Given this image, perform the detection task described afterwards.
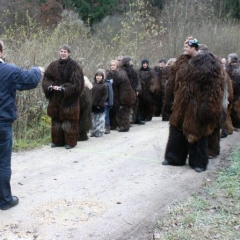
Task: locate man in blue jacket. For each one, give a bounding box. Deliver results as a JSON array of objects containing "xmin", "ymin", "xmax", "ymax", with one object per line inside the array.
[{"xmin": 0, "ymin": 40, "xmax": 44, "ymax": 210}]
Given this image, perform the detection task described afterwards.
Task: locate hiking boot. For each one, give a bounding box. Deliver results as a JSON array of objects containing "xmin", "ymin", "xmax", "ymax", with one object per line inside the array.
[{"xmin": 105, "ymin": 126, "xmax": 110, "ymax": 134}]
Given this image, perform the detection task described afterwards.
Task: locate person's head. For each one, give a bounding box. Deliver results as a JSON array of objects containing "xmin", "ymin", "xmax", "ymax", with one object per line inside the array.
[
  {"xmin": 97, "ymin": 68, "xmax": 106, "ymax": 79},
  {"xmin": 166, "ymin": 58, "xmax": 177, "ymax": 66},
  {"xmin": 228, "ymin": 53, "xmax": 238, "ymax": 64},
  {"xmin": 141, "ymin": 59, "xmax": 149, "ymax": 69},
  {"xmin": 198, "ymin": 44, "xmax": 209, "ymax": 54},
  {"xmin": 94, "ymin": 70, "xmax": 105, "ymax": 83},
  {"xmin": 0, "ymin": 40, "xmax": 5, "ymax": 58},
  {"xmin": 184, "ymin": 36, "xmax": 199, "ymax": 57},
  {"xmin": 121, "ymin": 56, "xmax": 132, "ymax": 67},
  {"xmin": 117, "ymin": 55, "xmax": 124, "ymax": 62},
  {"xmin": 159, "ymin": 58, "xmax": 166, "ymax": 68},
  {"xmin": 59, "ymin": 44, "xmax": 71, "ymax": 60},
  {"xmin": 110, "ymin": 60, "xmax": 119, "ymax": 71}
]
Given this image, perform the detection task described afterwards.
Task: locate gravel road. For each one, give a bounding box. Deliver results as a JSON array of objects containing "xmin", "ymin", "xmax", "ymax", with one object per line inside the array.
[{"xmin": 0, "ymin": 117, "xmax": 239, "ymax": 240}]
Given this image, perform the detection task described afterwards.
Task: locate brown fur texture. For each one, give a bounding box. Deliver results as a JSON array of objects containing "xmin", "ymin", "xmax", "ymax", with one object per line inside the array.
[
  {"xmin": 221, "ymin": 71, "xmax": 234, "ymax": 136},
  {"xmin": 137, "ymin": 68, "xmax": 161, "ymax": 121},
  {"xmin": 121, "ymin": 57, "xmax": 141, "ymax": 124},
  {"xmin": 42, "ymin": 57, "xmax": 84, "ymax": 147},
  {"xmin": 164, "ymin": 53, "xmax": 225, "ymax": 170},
  {"xmin": 106, "ymin": 69, "xmax": 136, "ymax": 131},
  {"xmin": 226, "ymin": 62, "xmax": 240, "ymax": 128},
  {"xmin": 78, "ymin": 87, "xmax": 92, "ymax": 141},
  {"xmin": 156, "ymin": 65, "xmax": 172, "ymax": 121},
  {"xmin": 169, "ymin": 53, "xmax": 224, "ymax": 142}
]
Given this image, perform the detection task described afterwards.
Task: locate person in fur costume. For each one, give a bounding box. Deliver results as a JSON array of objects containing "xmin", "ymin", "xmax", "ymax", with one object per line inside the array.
[
  {"xmin": 162, "ymin": 37, "xmax": 224, "ymax": 172},
  {"xmin": 226, "ymin": 53, "xmax": 240, "ymax": 129},
  {"xmin": 78, "ymin": 76, "xmax": 93, "ymax": 141},
  {"xmin": 197, "ymin": 44, "xmax": 233, "ymax": 158},
  {"xmin": 42, "ymin": 45, "xmax": 84, "ymax": 149},
  {"xmin": 106, "ymin": 60, "xmax": 136, "ymax": 132},
  {"xmin": 120, "ymin": 56, "xmax": 141, "ymax": 124},
  {"xmin": 137, "ymin": 59, "xmax": 161, "ymax": 122}
]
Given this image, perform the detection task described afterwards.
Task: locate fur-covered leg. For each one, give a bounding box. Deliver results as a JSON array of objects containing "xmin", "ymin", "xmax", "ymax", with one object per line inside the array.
[
  {"xmin": 188, "ymin": 136, "xmax": 208, "ymax": 172},
  {"xmin": 208, "ymin": 128, "xmax": 221, "ymax": 158},
  {"xmin": 62, "ymin": 120, "xmax": 79, "ymax": 148},
  {"xmin": 117, "ymin": 106, "xmax": 131, "ymax": 132},
  {"xmin": 110, "ymin": 107, "xmax": 118, "ymax": 130},
  {"xmin": 78, "ymin": 88, "xmax": 92, "ymax": 141},
  {"xmin": 51, "ymin": 118, "xmax": 64, "ymax": 145},
  {"xmin": 164, "ymin": 125, "xmax": 188, "ymax": 166}
]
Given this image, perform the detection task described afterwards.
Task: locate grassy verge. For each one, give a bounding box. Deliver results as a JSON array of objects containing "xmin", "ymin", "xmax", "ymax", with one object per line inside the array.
[
  {"xmin": 13, "ymin": 135, "xmax": 51, "ymax": 151},
  {"xmin": 154, "ymin": 146, "xmax": 240, "ymax": 240}
]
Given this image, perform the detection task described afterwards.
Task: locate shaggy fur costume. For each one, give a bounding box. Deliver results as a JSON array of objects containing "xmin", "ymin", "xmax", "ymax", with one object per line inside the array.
[
  {"xmin": 121, "ymin": 56, "xmax": 141, "ymax": 124},
  {"xmin": 226, "ymin": 62, "xmax": 240, "ymax": 128},
  {"xmin": 220, "ymin": 72, "xmax": 234, "ymax": 138},
  {"xmin": 164, "ymin": 53, "xmax": 224, "ymax": 170},
  {"xmin": 106, "ymin": 69, "xmax": 136, "ymax": 131},
  {"xmin": 154, "ymin": 65, "xmax": 171, "ymax": 121},
  {"xmin": 78, "ymin": 87, "xmax": 92, "ymax": 141},
  {"xmin": 42, "ymin": 57, "xmax": 84, "ymax": 147},
  {"xmin": 153, "ymin": 66, "xmax": 164, "ymax": 117},
  {"xmin": 137, "ymin": 68, "xmax": 161, "ymax": 121}
]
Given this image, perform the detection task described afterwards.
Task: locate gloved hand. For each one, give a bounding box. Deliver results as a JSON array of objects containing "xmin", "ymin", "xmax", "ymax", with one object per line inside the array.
[{"xmin": 48, "ymin": 85, "xmax": 53, "ymax": 91}]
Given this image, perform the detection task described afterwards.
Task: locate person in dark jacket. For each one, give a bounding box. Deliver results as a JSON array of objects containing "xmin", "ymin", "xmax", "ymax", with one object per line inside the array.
[
  {"xmin": 0, "ymin": 40, "xmax": 44, "ymax": 210},
  {"xmin": 104, "ymin": 78, "xmax": 114, "ymax": 134},
  {"xmin": 90, "ymin": 70, "xmax": 108, "ymax": 137}
]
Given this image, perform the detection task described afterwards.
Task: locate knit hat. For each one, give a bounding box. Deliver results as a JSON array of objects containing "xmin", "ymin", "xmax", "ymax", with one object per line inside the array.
[
  {"xmin": 141, "ymin": 59, "xmax": 149, "ymax": 65},
  {"xmin": 159, "ymin": 58, "xmax": 166, "ymax": 63},
  {"xmin": 228, "ymin": 53, "xmax": 239, "ymax": 63},
  {"xmin": 184, "ymin": 36, "xmax": 199, "ymax": 48}
]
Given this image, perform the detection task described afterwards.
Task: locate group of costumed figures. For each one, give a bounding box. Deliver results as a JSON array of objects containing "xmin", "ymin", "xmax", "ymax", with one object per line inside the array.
[{"xmin": 42, "ymin": 37, "xmax": 240, "ymax": 173}]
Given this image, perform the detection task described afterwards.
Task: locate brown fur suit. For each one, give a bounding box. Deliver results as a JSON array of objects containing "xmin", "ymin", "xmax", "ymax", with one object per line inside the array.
[
  {"xmin": 226, "ymin": 62, "xmax": 240, "ymax": 128},
  {"xmin": 106, "ymin": 69, "xmax": 136, "ymax": 132},
  {"xmin": 164, "ymin": 53, "xmax": 224, "ymax": 170},
  {"xmin": 42, "ymin": 57, "xmax": 84, "ymax": 147},
  {"xmin": 121, "ymin": 56, "xmax": 141, "ymax": 124},
  {"xmin": 208, "ymin": 66, "xmax": 234, "ymax": 158},
  {"xmin": 137, "ymin": 65, "xmax": 161, "ymax": 122},
  {"xmin": 78, "ymin": 87, "xmax": 92, "ymax": 141},
  {"xmin": 220, "ymin": 72, "xmax": 234, "ymax": 137},
  {"xmin": 154, "ymin": 65, "xmax": 171, "ymax": 121},
  {"xmin": 153, "ymin": 66, "xmax": 163, "ymax": 117}
]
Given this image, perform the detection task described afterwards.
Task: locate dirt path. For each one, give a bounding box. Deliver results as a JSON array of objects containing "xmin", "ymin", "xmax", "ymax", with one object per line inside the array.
[{"xmin": 0, "ymin": 117, "xmax": 239, "ymax": 240}]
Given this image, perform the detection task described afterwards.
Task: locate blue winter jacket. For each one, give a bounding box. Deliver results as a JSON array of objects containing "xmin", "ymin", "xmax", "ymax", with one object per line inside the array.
[{"xmin": 0, "ymin": 59, "xmax": 41, "ymax": 122}]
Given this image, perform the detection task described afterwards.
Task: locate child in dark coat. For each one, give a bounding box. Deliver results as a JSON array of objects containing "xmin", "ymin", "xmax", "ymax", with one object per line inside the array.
[{"xmin": 90, "ymin": 70, "xmax": 108, "ymax": 137}]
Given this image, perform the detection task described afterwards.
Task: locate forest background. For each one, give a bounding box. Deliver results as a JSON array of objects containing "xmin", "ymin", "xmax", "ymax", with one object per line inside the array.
[{"xmin": 0, "ymin": 0, "xmax": 240, "ymax": 149}]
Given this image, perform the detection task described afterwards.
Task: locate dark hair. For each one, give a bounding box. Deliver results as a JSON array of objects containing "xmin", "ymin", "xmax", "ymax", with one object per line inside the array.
[
  {"xmin": 159, "ymin": 58, "xmax": 166, "ymax": 63},
  {"xmin": 60, "ymin": 44, "xmax": 71, "ymax": 53},
  {"xmin": 184, "ymin": 37, "xmax": 199, "ymax": 51},
  {"xmin": 0, "ymin": 41, "xmax": 3, "ymax": 52},
  {"xmin": 94, "ymin": 70, "xmax": 105, "ymax": 82},
  {"xmin": 228, "ymin": 53, "xmax": 239, "ymax": 63},
  {"xmin": 141, "ymin": 59, "xmax": 149, "ymax": 65}
]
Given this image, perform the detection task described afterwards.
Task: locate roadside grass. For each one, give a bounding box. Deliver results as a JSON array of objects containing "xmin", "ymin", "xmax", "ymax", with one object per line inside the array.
[
  {"xmin": 154, "ymin": 146, "xmax": 240, "ymax": 240},
  {"xmin": 13, "ymin": 135, "xmax": 51, "ymax": 151}
]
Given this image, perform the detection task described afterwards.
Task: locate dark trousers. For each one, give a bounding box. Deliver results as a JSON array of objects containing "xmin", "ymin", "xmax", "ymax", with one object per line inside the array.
[
  {"xmin": 0, "ymin": 122, "xmax": 13, "ymax": 206},
  {"xmin": 104, "ymin": 106, "xmax": 110, "ymax": 126},
  {"xmin": 165, "ymin": 125, "xmax": 209, "ymax": 170}
]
